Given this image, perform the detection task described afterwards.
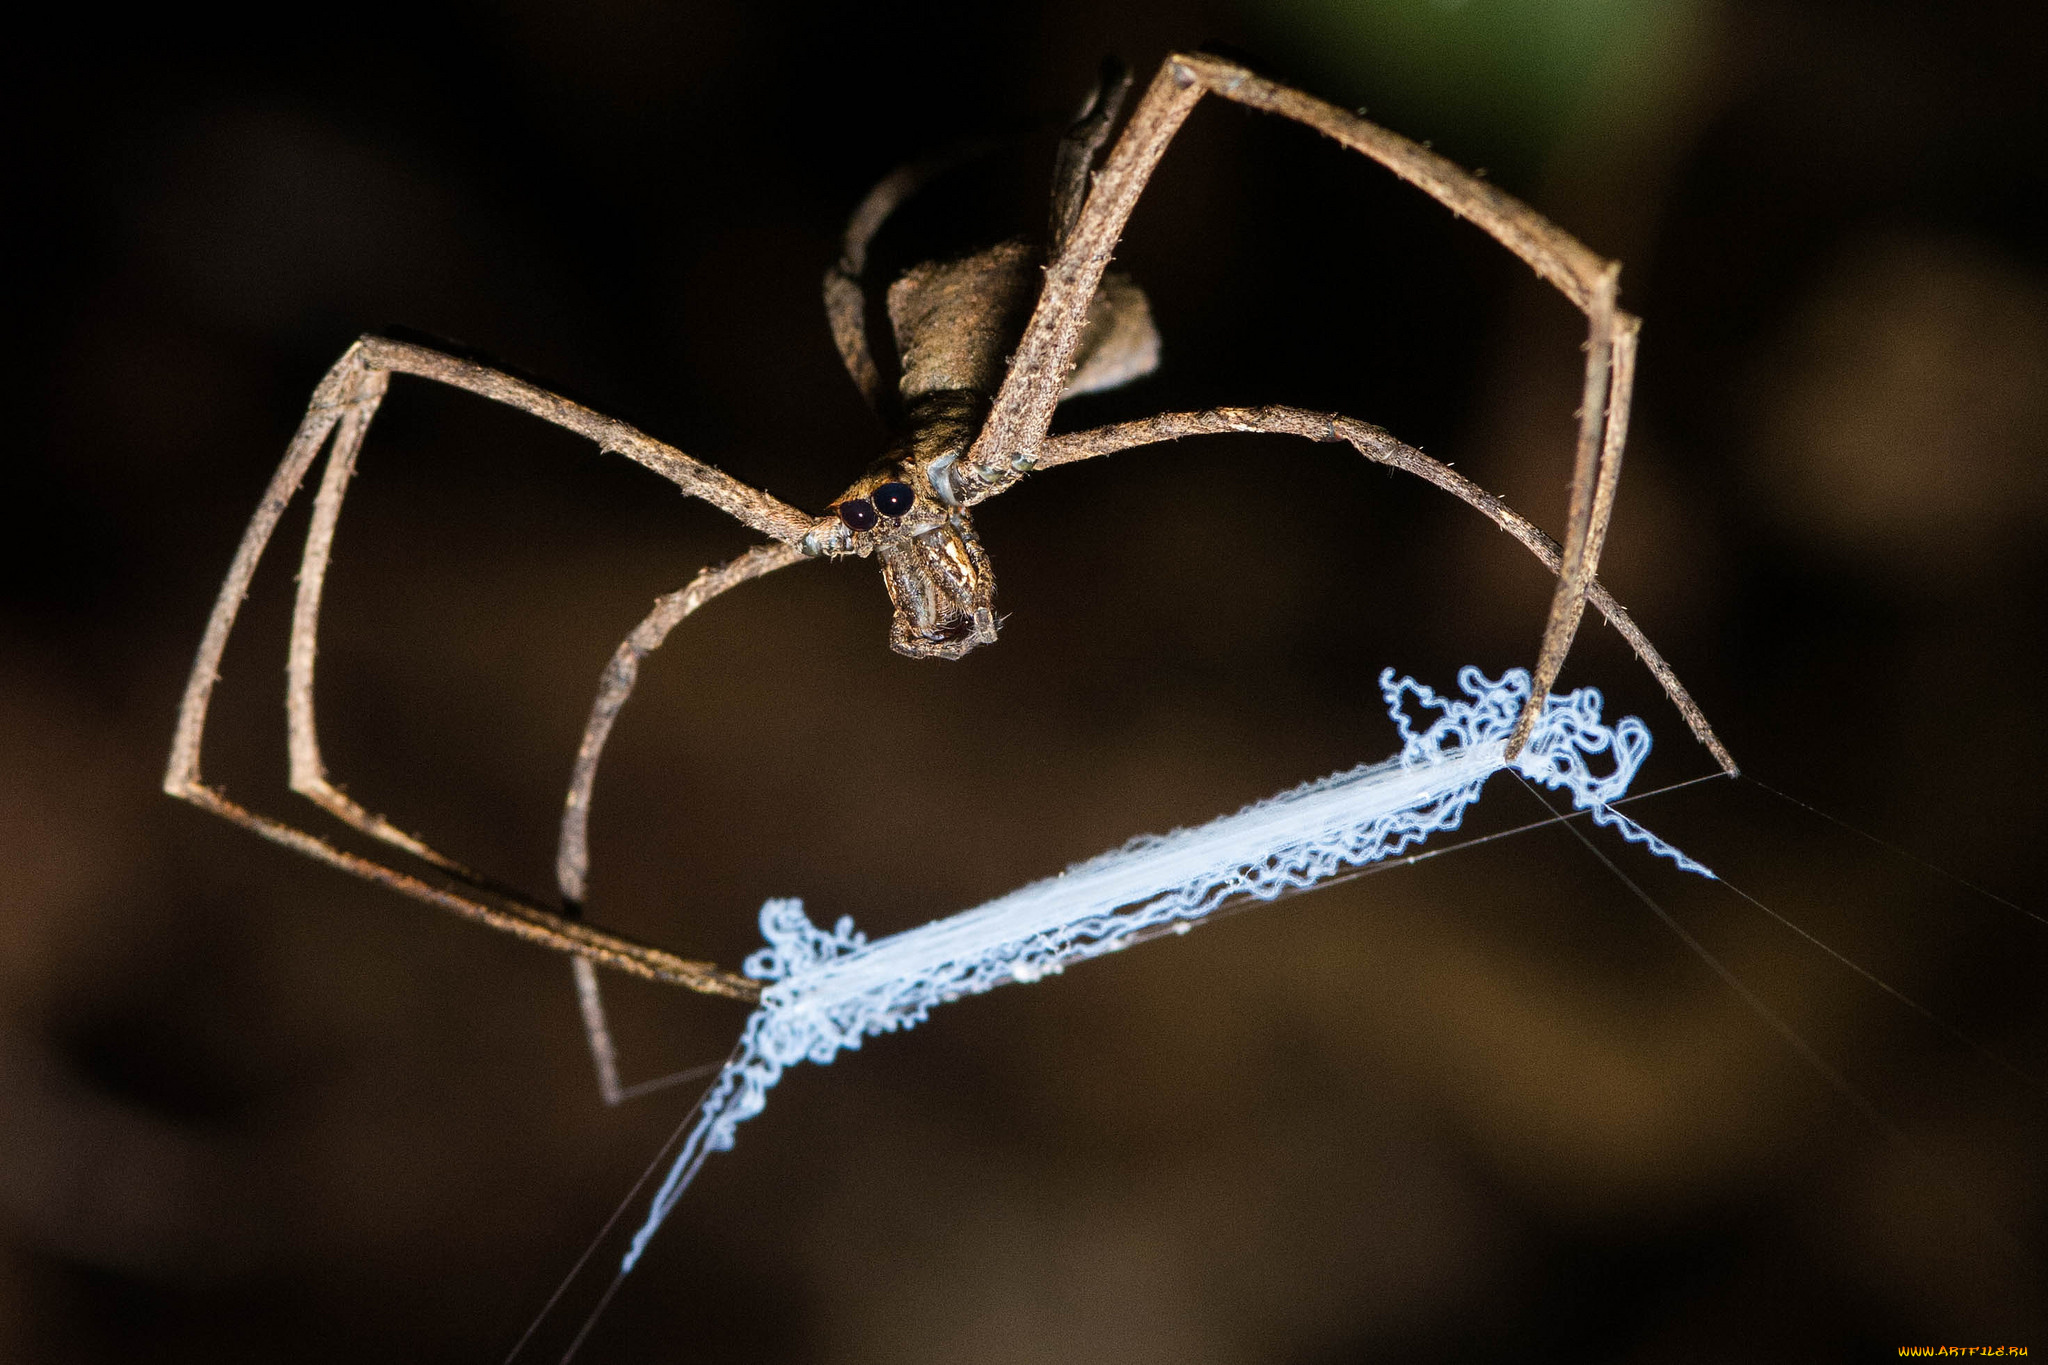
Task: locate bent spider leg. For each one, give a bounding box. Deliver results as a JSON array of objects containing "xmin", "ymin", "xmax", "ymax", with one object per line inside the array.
[
  {"xmin": 167, "ymin": 335, "xmax": 828, "ymax": 1001},
  {"xmin": 1517, "ymin": 308, "xmax": 1640, "ymax": 755},
  {"xmin": 1037, "ymin": 405, "xmax": 1737, "ymax": 774},
  {"xmin": 284, "ymin": 350, "xmax": 534, "ymax": 903},
  {"xmin": 357, "ymin": 336, "xmax": 820, "ymax": 544},
  {"xmin": 959, "ymin": 53, "xmax": 1655, "ymax": 762},
  {"xmin": 168, "ymin": 345, "xmax": 372, "ymax": 797},
  {"xmin": 555, "ymin": 542, "xmax": 807, "ymax": 1103},
  {"xmin": 824, "ymin": 137, "xmax": 1007, "ymax": 414},
  {"xmin": 1514, "ymin": 269, "xmax": 1629, "ymax": 758},
  {"xmin": 566, "ymin": 953, "xmax": 729, "ymax": 1105},
  {"xmin": 1049, "ymin": 56, "xmax": 1133, "ymax": 256},
  {"xmin": 824, "ymin": 57, "xmax": 1132, "ymax": 413}
]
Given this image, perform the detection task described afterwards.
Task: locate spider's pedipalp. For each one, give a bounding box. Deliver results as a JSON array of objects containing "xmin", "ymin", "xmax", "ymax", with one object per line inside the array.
[
  {"xmin": 877, "ymin": 513, "xmax": 998, "ymax": 659},
  {"xmin": 821, "ymin": 446, "xmax": 1000, "ymax": 659}
]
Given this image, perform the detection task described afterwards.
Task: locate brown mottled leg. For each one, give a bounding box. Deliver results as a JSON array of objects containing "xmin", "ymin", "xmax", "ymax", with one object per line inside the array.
[
  {"xmin": 1038, "ymin": 407, "xmax": 1735, "ymax": 773},
  {"xmin": 965, "ymin": 54, "xmax": 1650, "ymax": 759},
  {"xmin": 555, "ymin": 545, "xmax": 806, "ymax": 1102},
  {"xmin": 164, "ymin": 337, "xmax": 816, "ymax": 1002}
]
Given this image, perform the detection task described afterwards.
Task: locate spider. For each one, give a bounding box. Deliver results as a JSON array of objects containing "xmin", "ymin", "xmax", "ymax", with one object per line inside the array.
[{"xmin": 164, "ymin": 51, "xmax": 1735, "ymax": 1106}]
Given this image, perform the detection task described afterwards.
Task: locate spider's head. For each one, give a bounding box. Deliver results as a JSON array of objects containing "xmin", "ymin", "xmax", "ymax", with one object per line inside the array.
[
  {"xmin": 799, "ymin": 231, "xmax": 1156, "ymax": 662},
  {"xmin": 806, "ymin": 408, "xmax": 999, "ymax": 660}
]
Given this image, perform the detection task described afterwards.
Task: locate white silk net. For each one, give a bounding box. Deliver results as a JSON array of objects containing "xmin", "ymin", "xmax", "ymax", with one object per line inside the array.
[{"xmin": 622, "ymin": 666, "xmax": 1713, "ymax": 1271}]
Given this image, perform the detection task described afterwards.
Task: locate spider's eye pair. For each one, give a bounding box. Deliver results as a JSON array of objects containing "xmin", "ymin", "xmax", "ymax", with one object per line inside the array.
[{"xmin": 837, "ymin": 481, "xmax": 914, "ymax": 531}]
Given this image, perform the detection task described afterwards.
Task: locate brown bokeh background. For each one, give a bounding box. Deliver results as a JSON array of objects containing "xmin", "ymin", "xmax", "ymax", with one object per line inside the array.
[{"xmin": 4, "ymin": 1, "xmax": 2045, "ymax": 1360}]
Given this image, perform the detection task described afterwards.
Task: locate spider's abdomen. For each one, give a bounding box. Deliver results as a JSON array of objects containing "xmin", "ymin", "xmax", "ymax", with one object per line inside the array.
[{"xmin": 888, "ymin": 242, "xmax": 1040, "ymax": 403}]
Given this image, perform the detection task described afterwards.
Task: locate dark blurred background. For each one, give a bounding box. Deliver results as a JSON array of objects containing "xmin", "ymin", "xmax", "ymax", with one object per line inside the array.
[{"xmin": 3, "ymin": 1, "xmax": 2045, "ymax": 1360}]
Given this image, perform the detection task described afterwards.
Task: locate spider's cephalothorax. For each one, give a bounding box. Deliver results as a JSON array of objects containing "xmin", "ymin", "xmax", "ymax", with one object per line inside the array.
[
  {"xmin": 805, "ymin": 238, "xmax": 1160, "ymax": 659},
  {"xmin": 821, "ymin": 410, "xmax": 1000, "ymax": 659}
]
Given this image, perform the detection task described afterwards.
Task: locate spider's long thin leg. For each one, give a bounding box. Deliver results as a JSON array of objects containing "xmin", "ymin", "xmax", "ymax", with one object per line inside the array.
[
  {"xmin": 282, "ymin": 357, "xmax": 534, "ymax": 901},
  {"xmin": 169, "ymin": 337, "xmax": 828, "ymax": 1000},
  {"xmin": 824, "ymin": 55, "xmax": 1132, "ymax": 413},
  {"xmin": 286, "ymin": 337, "xmax": 822, "ymax": 901},
  {"xmin": 955, "ymin": 53, "xmax": 1662, "ymax": 764},
  {"xmin": 556, "ymin": 543, "xmax": 807, "ymax": 909},
  {"xmin": 1527, "ymin": 305, "xmax": 1638, "ymax": 754},
  {"xmin": 1038, "ymin": 406, "xmax": 1737, "ymax": 773},
  {"xmin": 1049, "ymin": 57, "xmax": 1133, "ymax": 255},
  {"xmin": 358, "ymin": 335, "xmax": 820, "ymax": 544},
  {"xmin": 168, "ymin": 346, "xmax": 375, "ymax": 801},
  {"xmin": 824, "ymin": 139, "xmax": 1004, "ymax": 413},
  {"xmin": 556, "ymin": 543, "xmax": 806, "ymax": 1103}
]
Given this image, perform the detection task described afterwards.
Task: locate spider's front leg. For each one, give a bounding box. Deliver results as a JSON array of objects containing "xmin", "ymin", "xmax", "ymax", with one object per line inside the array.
[
  {"xmin": 946, "ymin": 52, "xmax": 1721, "ymax": 771},
  {"xmin": 1036, "ymin": 406, "xmax": 1734, "ymax": 773},
  {"xmin": 166, "ymin": 336, "xmax": 832, "ymax": 1006}
]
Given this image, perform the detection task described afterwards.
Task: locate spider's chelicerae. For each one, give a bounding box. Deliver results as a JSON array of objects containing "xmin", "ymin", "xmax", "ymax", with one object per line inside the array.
[{"xmin": 165, "ymin": 51, "xmax": 1734, "ymax": 1104}]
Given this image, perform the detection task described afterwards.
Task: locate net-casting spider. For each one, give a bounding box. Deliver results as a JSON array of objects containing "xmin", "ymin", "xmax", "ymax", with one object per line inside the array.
[{"xmin": 165, "ymin": 51, "xmax": 1736, "ymax": 1105}]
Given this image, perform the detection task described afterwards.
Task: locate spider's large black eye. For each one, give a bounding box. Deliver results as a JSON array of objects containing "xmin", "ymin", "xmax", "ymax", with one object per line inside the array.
[
  {"xmin": 837, "ymin": 498, "xmax": 878, "ymax": 532},
  {"xmin": 872, "ymin": 481, "xmax": 915, "ymax": 517}
]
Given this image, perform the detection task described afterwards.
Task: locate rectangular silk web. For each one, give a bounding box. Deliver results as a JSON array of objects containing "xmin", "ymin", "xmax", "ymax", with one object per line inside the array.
[{"xmin": 621, "ymin": 666, "xmax": 1714, "ymax": 1271}]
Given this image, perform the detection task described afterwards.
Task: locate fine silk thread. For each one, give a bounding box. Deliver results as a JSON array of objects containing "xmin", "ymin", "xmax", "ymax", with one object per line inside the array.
[{"xmin": 621, "ymin": 666, "xmax": 1713, "ymax": 1271}]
